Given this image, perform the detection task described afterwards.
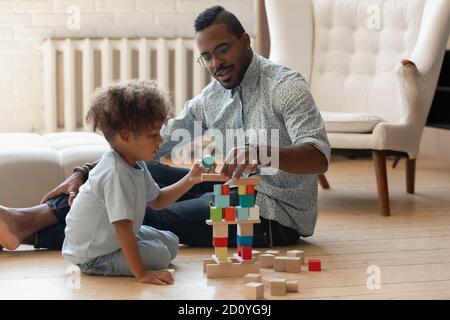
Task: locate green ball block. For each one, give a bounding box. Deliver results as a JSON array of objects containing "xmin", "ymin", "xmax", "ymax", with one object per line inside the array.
[{"xmin": 202, "ymin": 154, "xmax": 215, "ymax": 169}]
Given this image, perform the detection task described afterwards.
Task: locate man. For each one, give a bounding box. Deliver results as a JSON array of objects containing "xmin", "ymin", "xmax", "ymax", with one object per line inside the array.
[{"xmin": 0, "ymin": 6, "xmax": 329, "ymax": 251}]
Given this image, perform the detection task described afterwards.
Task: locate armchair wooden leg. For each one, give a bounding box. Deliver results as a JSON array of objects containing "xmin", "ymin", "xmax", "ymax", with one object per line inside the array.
[
  {"xmin": 372, "ymin": 150, "xmax": 390, "ymax": 216},
  {"xmin": 406, "ymin": 158, "xmax": 416, "ymax": 194},
  {"xmin": 318, "ymin": 174, "xmax": 330, "ymax": 189}
]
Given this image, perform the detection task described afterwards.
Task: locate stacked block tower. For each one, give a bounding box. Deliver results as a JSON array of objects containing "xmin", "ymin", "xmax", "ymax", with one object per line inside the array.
[{"xmin": 201, "ymin": 155, "xmax": 263, "ymax": 278}]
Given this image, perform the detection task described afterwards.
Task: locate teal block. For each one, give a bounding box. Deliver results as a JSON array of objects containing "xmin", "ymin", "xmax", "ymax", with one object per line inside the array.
[
  {"xmin": 236, "ymin": 235, "xmax": 253, "ymax": 246},
  {"xmin": 213, "ymin": 184, "xmax": 222, "ymax": 195},
  {"xmin": 210, "ymin": 207, "xmax": 222, "ymax": 221},
  {"xmin": 239, "ymin": 194, "xmax": 255, "ymax": 208},
  {"xmin": 215, "ymin": 195, "xmax": 230, "ymax": 208},
  {"xmin": 236, "ymin": 206, "xmax": 249, "ymax": 220}
]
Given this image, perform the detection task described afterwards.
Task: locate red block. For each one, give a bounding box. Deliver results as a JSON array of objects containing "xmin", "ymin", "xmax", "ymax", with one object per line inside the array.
[
  {"xmin": 213, "ymin": 237, "xmax": 228, "ymax": 247},
  {"xmin": 222, "ymin": 184, "xmax": 230, "ymax": 195},
  {"xmin": 224, "ymin": 207, "xmax": 236, "ymax": 221},
  {"xmin": 308, "ymin": 258, "xmax": 321, "ymax": 271},
  {"xmin": 237, "ymin": 246, "xmax": 252, "ymax": 260},
  {"xmin": 246, "ymin": 185, "xmax": 255, "ymax": 195}
]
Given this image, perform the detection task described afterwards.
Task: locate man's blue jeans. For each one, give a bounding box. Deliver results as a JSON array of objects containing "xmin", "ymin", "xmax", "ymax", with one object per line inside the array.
[{"xmin": 36, "ymin": 161, "xmax": 299, "ymax": 249}]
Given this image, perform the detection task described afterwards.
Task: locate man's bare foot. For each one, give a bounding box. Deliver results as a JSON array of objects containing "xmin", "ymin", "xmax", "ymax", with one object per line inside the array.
[{"xmin": 0, "ymin": 206, "xmax": 22, "ymax": 250}]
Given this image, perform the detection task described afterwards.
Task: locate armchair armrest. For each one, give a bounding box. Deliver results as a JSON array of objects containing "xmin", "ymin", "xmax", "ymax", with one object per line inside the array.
[{"xmin": 408, "ymin": 0, "xmax": 450, "ymax": 80}]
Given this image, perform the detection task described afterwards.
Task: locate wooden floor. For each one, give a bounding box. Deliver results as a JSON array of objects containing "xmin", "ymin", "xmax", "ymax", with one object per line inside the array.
[{"xmin": 1, "ymin": 156, "xmax": 450, "ymax": 300}]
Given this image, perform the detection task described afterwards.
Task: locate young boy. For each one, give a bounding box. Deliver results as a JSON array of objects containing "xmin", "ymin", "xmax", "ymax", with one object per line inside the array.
[{"xmin": 62, "ymin": 80, "xmax": 207, "ymax": 285}]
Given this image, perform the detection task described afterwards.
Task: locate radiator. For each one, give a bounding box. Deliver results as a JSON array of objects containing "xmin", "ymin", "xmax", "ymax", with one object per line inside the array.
[{"xmin": 43, "ymin": 38, "xmax": 212, "ymax": 132}]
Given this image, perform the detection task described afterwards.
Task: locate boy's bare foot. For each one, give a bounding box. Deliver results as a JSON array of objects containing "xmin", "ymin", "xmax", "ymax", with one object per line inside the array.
[{"xmin": 0, "ymin": 206, "xmax": 21, "ymax": 250}]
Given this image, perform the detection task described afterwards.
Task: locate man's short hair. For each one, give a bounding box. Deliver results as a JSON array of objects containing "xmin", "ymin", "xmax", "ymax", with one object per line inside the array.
[{"xmin": 194, "ymin": 5, "xmax": 245, "ymax": 37}]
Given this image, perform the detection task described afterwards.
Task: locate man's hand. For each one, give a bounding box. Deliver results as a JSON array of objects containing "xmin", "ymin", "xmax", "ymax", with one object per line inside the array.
[
  {"xmin": 40, "ymin": 172, "xmax": 84, "ymax": 206},
  {"xmin": 138, "ymin": 270, "xmax": 174, "ymax": 285},
  {"xmin": 220, "ymin": 146, "xmax": 259, "ymax": 179}
]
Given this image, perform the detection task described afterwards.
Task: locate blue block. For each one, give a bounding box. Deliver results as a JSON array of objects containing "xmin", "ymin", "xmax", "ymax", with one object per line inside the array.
[
  {"xmin": 213, "ymin": 184, "xmax": 222, "ymax": 195},
  {"xmin": 236, "ymin": 206, "xmax": 249, "ymax": 220},
  {"xmin": 236, "ymin": 235, "xmax": 253, "ymax": 246},
  {"xmin": 215, "ymin": 195, "xmax": 230, "ymax": 208},
  {"xmin": 239, "ymin": 195, "xmax": 255, "ymax": 208}
]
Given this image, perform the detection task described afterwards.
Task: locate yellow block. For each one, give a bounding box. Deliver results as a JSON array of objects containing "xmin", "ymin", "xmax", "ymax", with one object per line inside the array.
[
  {"xmin": 238, "ymin": 185, "xmax": 247, "ymax": 195},
  {"xmin": 215, "ymin": 247, "xmax": 228, "ymax": 262}
]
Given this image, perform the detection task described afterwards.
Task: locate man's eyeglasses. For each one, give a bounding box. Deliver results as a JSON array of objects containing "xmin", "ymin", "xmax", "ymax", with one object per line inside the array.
[{"xmin": 197, "ymin": 38, "xmax": 239, "ymax": 68}]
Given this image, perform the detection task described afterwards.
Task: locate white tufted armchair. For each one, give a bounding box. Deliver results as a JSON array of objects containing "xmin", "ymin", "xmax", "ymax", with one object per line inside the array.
[{"xmin": 261, "ymin": 0, "xmax": 450, "ymax": 216}]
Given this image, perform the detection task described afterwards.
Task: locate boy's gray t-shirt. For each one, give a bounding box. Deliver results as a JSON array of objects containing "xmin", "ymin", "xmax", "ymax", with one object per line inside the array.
[{"xmin": 62, "ymin": 149, "xmax": 160, "ymax": 265}]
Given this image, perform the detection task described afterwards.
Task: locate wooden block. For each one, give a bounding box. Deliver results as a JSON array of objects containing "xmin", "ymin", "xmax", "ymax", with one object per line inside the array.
[
  {"xmin": 308, "ymin": 258, "xmax": 321, "ymax": 272},
  {"xmin": 244, "ymin": 273, "xmax": 262, "ymax": 283},
  {"xmin": 259, "ymin": 254, "xmax": 275, "ymax": 268},
  {"xmin": 237, "ymin": 223, "xmax": 253, "ymax": 236},
  {"xmin": 285, "ymin": 257, "xmax": 302, "ymax": 273},
  {"xmin": 273, "ymin": 256, "xmax": 287, "ymax": 272},
  {"xmin": 287, "ymin": 250, "xmax": 304, "ymax": 258},
  {"xmin": 166, "ymin": 268, "xmax": 175, "ymax": 280},
  {"xmin": 213, "ymin": 224, "xmax": 228, "ymax": 238},
  {"xmin": 213, "ymin": 184, "xmax": 222, "ymax": 195},
  {"xmin": 203, "ymin": 258, "xmax": 216, "ymax": 273},
  {"xmin": 215, "ymin": 247, "xmax": 228, "ymax": 262},
  {"xmin": 236, "ymin": 206, "xmax": 249, "ymax": 220},
  {"xmin": 264, "ymin": 250, "xmax": 280, "ymax": 256},
  {"xmin": 238, "ymin": 185, "xmax": 247, "ymax": 195},
  {"xmin": 233, "ymin": 253, "xmax": 255, "ymax": 264},
  {"xmin": 244, "ymin": 282, "xmax": 264, "ymax": 300},
  {"xmin": 233, "ymin": 177, "xmax": 263, "ymax": 185},
  {"xmin": 222, "ymin": 184, "xmax": 230, "ymax": 195},
  {"xmin": 210, "ymin": 207, "xmax": 222, "ymax": 221},
  {"xmin": 201, "ymin": 173, "xmax": 228, "ymax": 182},
  {"xmin": 224, "ymin": 207, "xmax": 236, "ymax": 221},
  {"xmin": 212, "ymin": 255, "xmax": 232, "ymax": 266},
  {"xmin": 249, "ymin": 206, "xmax": 260, "ymax": 220},
  {"xmin": 252, "ymin": 250, "xmax": 261, "ymax": 261},
  {"xmin": 206, "ymin": 261, "xmax": 260, "ymax": 278},
  {"xmin": 269, "ymin": 278, "xmax": 287, "ymax": 296},
  {"xmin": 286, "ymin": 280, "xmax": 298, "ymax": 292},
  {"xmin": 239, "ymin": 194, "xmax": 255, "ymax": 207},
  {"xmin": 246, "ymin": 184, "xmax": 255, "ymax": 195},
  {"xmin": 215, "ymin": 195, "xmax": 230, "ymax": 208},
  {"xmin": 212, "ymin": 237, "xmax": 228, "ymax": 247},
  {"xmin": 206, "ymin": 219, "xmax": 260, "ymax": 226}
]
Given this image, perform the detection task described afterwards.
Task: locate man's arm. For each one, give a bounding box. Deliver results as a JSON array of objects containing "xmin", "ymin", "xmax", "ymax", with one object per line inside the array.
[
  {"xmin": 40, "ymin": 159, "xmax": 100, "ymax": 205},
  {"xmin": 221, "ymin": 74, "xmax": 330, "ymax": 178},
  {"xmin": 220, "ymin": 144, "xmax": 328, "ymax": 178}
]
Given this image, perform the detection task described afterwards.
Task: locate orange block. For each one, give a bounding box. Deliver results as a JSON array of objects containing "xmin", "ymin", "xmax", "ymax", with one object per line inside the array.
[{"xmin": 224, "ymin": 207, "xmax": 236, "ymax": 221}]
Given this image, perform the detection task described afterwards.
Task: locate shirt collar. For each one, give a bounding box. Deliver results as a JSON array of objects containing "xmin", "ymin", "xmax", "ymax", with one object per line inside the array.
[{"xmin": 230, "ymin": 53, "xmax": 261, "ymax": 97}]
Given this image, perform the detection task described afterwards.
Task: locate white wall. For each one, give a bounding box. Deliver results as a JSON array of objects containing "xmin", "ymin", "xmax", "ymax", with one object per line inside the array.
[{"xmin": 0, "ymin": 0, "xmax": 255, "ymax": 132}]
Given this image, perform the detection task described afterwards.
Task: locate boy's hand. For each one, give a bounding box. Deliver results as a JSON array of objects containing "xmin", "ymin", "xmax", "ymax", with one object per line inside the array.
[
  {"xmin": 138, "ymin": 270, "xmax": 174, "ymax": 285},
  {"xmin": 188, "ymin": 159, "xmax": 212, "ymax": 184}
]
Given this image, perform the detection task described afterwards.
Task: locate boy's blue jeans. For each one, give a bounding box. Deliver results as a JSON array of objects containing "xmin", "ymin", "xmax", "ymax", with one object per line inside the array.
[
  {"xmin": 36, "ymin": 161, "xmax": 300, "ymax": 249},
  {"xmin": 78, "ymin": 226, "xmax": 179, "ymax": 276}
]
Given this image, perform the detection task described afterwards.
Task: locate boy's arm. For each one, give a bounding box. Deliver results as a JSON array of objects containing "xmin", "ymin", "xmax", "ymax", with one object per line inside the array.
[
  {"xmin": 113, "ymin": 220, "xmax": 173, "ymax": 285},
  {"xmin": 113, "ymin": 219, "xmax": 146, "ymax": 278},
  {"xmin": 147, "ymin": 160, "xmax": 209, "ymax": 210},
  {"xmin": 148, "ymin": 174, "xmax": 194, "ymax": 210}
]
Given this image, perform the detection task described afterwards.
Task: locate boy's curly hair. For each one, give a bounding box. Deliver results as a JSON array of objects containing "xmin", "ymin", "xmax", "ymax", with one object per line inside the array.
[{"xmin": 86, "ymin": 80, "xmax": 169, "ymax": 141}]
